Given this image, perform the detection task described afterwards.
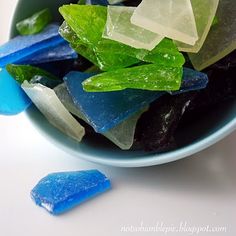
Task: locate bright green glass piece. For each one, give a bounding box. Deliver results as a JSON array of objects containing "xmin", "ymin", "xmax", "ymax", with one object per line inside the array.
[
  {"xmin": 82, "ymin": 64, "xmax": 183, "ymax": 92},
  {"xmin": 16, "ymin": 8, "xmax": 52, "ymax": 36},
  {"xmin": 59, "ymin": 5, "xmax": 185, "ymax": 71},
  {"xmin": 6, "ymin": 64, "xmax": 58, "ymax": 84}
]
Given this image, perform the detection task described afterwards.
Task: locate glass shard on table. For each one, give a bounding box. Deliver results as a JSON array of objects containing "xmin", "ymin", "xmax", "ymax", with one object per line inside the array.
[
  {"xmin": 188, "ymin": 0, "xmax": 236, "ymax": 71},
  {"xmin": 0, "ymin": 24, "xmax": 64, "ymax": 68},
  {"xmin": 31, "ymin": 170, "xmax": 111, "ymax": 215},
  {"xmin": 18, "ymin": 41, "xmax": 77, "ymax": 65},
  {"xmin": 21, "ymin": 81, "xmax": 85, "ymax": 142},
  {"xmin": 6, "ymin": 64, "xmax": 58, "ymax": 84},
  {"xmin": 175, "ymin": 0, "xmax": 219, "ymax": 53},
  {"xmin": 103, "ymin": 6, "xmax": 164, "ymax": 50},
  {"xmin": 54, "ymin": 83, "xmax": 148, "ymax": 150},
  {"xmin": 131, "ymin": 0, "xmax": 198, "ymax": 45},
  {"xmin": 16, "ymin": 8, "xmax": 52, "ymax": 35},
  {"xmin": 64, "ymin": 71, "xmax": 165, "ymax": 133},
  {"xmin": 0, "ymin": 68, "xmax": 31, "ymax": 115},
  {"xmin": 82, "ymin": 64, "xmax": 183, "ymax": 92}
]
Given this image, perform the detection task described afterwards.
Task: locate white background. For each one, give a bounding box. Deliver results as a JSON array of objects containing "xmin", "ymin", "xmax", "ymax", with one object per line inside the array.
[{"xmin": 0, "ymin": 1, "xmax": 236, "ymax": 235}]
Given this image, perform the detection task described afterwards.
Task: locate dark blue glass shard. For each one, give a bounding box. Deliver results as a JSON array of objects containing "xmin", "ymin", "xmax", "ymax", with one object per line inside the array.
[
  {"xmin": 30, "ymin": 76, "xmax": 62, "ymax": 89},
  {"xmin": 18, "ymin": 41, "xmax": 77, "ymax": 65},
  {"xmin": 170, "ymin": 68, "xmax": 209, "ymax": 95},
  {"xmin": 0, "ymin": 68, "xmax": 31, "ymax": 115},
  {"xmin": 0, "ymin": 24, "xmax": 64, "ymax": 67},
  {"xmin": 31, "ymin": 170, "xmax": 111, "ymax": 215},
  {"xmin": 86, "ymin": 0, "xmax": 123, "ymax": 5},
  {"xmin": 63, "ymin": 69, "xmax": 208, "ymax": 133}
]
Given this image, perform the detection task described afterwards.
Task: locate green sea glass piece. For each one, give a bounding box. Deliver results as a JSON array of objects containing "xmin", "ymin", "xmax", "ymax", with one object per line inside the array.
[
  {"xmin": 6, "ymin": 64, "xmax": 58, "ymax": 84},
  {"xmin": 59, "ymin": 4, "xmax": 185, "ymax": 71},
  {"xmin": 22, "ymin": 81, "xmax": 85, "ymax": 142},
  {"xmin": 188, "ymin": 0, "xmax": 236, "ymax": 71},
  {"xmin": 175, "ymin": 0, "xmax": 219, "ymax": 53},
  {"xmin": 16, "ymin": 8, "xmax": 52, "ymax": 35},
  {"xmin": 131, "ymin": 0, "xmax": 198, "ymax": 45},
  {"xmin": 54, "ymin": 83, "xmax": 147, "ymax": 150},
  {"xmin": 103, "ymin": 6, "xmax": 164, "ymax": 50},
  {"xmin": 83, "ymin": 64, "xmax": 183, "ymax": 92}
]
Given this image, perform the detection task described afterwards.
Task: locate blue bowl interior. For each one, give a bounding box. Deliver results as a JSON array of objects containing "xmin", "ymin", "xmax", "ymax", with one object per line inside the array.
[{"xmin": 10, "ymin": 0, "xmax": 236, "ymax": 167}]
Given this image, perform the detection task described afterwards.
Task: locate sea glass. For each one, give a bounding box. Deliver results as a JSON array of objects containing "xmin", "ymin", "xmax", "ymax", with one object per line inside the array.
[
  {"xmin": 19, "ymin": 41, "xmax": 77, "ymax": 65},
  {"xmin": 175, "ymin": 0, "xmax": 219, "ymax": 53},
  {"xmin": 0, "ymin": 24, "xmax": 64, "ymax": 68},
  {"xmin": 30, "ymin": 76, "xmax": 62, "ymax": 89},
  {"xmin": 54, "ymin": 83, "xmax": 147, "ymax": 150},
  {"xmin": 0, "ymin": 68, "xmax": 31, "ymax": 115},
  {"xmin": 21, "ymin": 81, "xmax": 85, "ymax": 142},
  {"xmin": 108, "ymin": 0, "xmax": 125, "ymax": 4},
  {"xmin": 64, "ymin": 71, "xmax": 165, "ymax": 133},
  {"xmin": 133, "ymin": 93, "xmax": 196, "ymax": 152},
  {"xmin": 16, "ymin": 8, "xmax": 52, "ymax": 35},
  {"xmin": 103, "ymin": 6, "xmax": 164, "ymax": 50},
  {"xmin": 188, "ymin": 0, "xmax": 236, "ymax": 71},
  {"xmin": 31, "ymin": 170, "xmax": 111, "ymax": 215},
  {"xmin": 131, "ymin": 0, "xmax": 198, "ymax": 45},
  {"xmin": 6, "ymin": 64, "xmax": 58, "ymax": 84},
  {"xmin": 59, "ymin": 5, "xmax": 185, "ymax": 71},
  {"xmin": 82, "ymin": 64, "xmax": 183, "ymax": 92}
]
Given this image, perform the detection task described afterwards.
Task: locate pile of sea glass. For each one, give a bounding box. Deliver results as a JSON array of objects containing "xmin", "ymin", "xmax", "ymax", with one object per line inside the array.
[{"xmin": 0, "ymin": 0, "xmax": 236, "ymax": 152}]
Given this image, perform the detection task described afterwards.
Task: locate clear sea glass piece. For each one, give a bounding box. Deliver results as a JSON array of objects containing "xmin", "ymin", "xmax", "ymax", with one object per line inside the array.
[
  {"xmin": 0, "ymin": 68, "xmax": 31, "ymax": 115},
  {"xmin": 175, "ymin": 0, "xmax": 219, "ymax": 53},
  {"xmin": 0, "ymin": 24, "xmax": 64, "ymax": 68},
  {"xmin": 18, "ymin": 41, "xmax": 77, "ymax": 64},
  {"xmin": 54, "ymin": 83, "xmax": 147, "ymax": 150},
  {"xmin": 131, "ymin": 0, "xmax": 198, "ymax": 45},
  {"xmin": 31, "ymin": 170, "xmax": 111, "ymax": 215},
  {"xmin": 21, "ymin": 81, "xmax": 85, "ymax": 142},
  {"xmin": 108, "ymin": 0, "xmax": 125, "ymax": 4},
  {"xmin": 103, "ymin": 6, "xmax": 164, "ymax": 50},
  {"xmin": 188, "ymin": 0, "xmax": 236, "ymax": 71}
]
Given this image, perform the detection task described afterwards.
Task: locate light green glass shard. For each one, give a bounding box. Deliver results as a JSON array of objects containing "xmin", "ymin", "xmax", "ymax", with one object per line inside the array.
[
  {"xmin": 16, "ymin": 8, "xmax": 52, "ymax": 35},
  {"xmin": 54, "ymin": 83, "xmax": 147, "ymax": 150},
  {"xmin": 131, "ymin": 0, "xmax": 198, "ymax": 45},
  {"xmin": 188, "ymin": 0, "xmax": 236, "ymax": 71},
  {"xmin": 22, "ymin": 81, "xmax": 85, "ymax": 142},
  {"xmin": 59, "ymin": 5, "xmax": 185, "ymax": 71},
  {"xmin": 175, "ymin": 0, "xmax": 219, "ymax": 53},
  {"xmin": 6, "ymin": 64, "xmax": 58, "ymax": 84},
  {"xmin": 103, "ymin": 6, "xmax": 164, "ymax": 50},
  {"xmin": 83, "ymin": 64, "xmax": 183, "ymax": 92}
]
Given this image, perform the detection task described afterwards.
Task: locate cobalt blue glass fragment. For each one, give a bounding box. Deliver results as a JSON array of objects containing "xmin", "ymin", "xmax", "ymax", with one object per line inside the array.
[
  {"xmin": 18, "ymin": 41, "xmax": 77, "ymax": 65},
  {"xmin": 0, "ymin": 68, "xmax": 31, "ymax": 115},
  {"xmin": 0, "ymin": 24, "xmax": 64, "ymax": 67},
  {"xmin": 63, "ymin": 69, "xmax": 208, "ymax": 133},
  {"xmin": 31, "ymin": 170, "xmax": 111, "ymax": 215},
  {"xmin": 170, "ymin": 68, "xmax": 209, "ymax": 95}
]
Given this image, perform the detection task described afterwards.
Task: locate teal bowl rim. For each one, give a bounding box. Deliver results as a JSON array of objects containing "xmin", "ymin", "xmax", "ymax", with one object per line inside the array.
[{"xmin": 9, "ymin": 0, "xmax": 236, "ymax": 167}]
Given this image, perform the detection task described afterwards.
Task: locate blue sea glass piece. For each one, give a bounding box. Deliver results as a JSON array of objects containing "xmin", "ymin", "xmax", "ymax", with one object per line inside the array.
[
  {"xmin": 31, "ymin": 170, "xmax": 111, "ymax": 215},
  {"xmin": 64, "ymin": 69, "xmax": 208, "ymax": 133},
  {"xmin": 171, "ymin": 68, "xmax": 209, "ymax": 95},
  {"xmin": 0, "ymin": 24, "xmax": 64, "ymax": 67},
  {"xmin": 0, "ymin": 68, "xmax": 31, "ymax": 115},
  {"xmin": 18, "ymin": 41, "xmax": 77, "ymax": 65}
]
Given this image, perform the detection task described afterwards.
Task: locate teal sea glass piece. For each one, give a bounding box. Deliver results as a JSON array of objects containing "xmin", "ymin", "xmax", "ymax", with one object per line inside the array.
[
  {"xmin": 16, "ymin": 8, "xmax": 52, "ymax": 35},
  {"xmin": 0, "ymin": 68, "xmax": 31, "ymax": 115},
  {"xmin": 31, "ymin": 170, "xmax": 111, "ymax": 215}
]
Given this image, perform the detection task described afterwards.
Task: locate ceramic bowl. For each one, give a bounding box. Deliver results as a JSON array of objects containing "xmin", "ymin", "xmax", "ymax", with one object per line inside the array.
[{"xmin": 10, "ymin": 0, "xmax": 236, "ymax": 167}]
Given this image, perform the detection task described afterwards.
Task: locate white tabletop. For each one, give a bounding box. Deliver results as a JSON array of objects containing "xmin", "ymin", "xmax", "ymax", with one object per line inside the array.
[{"xmin": 0, "ymin": 1, "xmax": 236, "ymax": 236}]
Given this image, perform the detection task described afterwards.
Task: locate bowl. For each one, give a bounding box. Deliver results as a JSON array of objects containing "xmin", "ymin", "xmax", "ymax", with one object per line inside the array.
[{"xmin": 10, "ymin": 0, "xmax": 236, "ymax": 167}]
